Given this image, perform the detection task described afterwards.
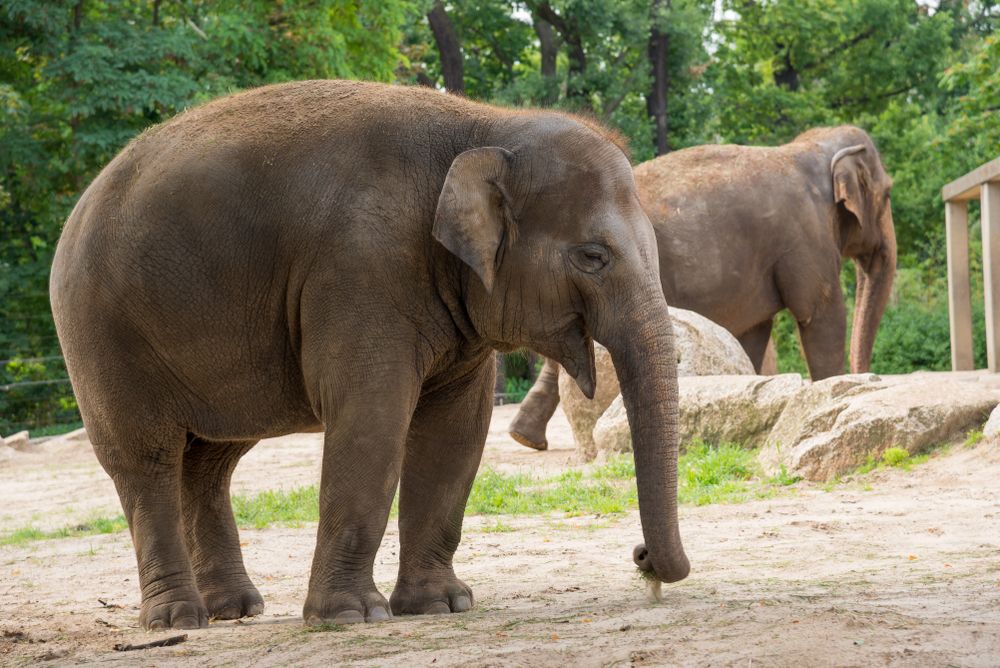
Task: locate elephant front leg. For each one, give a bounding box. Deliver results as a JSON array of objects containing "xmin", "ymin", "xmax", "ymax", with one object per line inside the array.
[
  {"xmin": 508, "ymin": 357, "xmax": 560, "ymax": 450},
  {"xmin": 303, "ymin": 386, "xmax": 419, "ymax": 625},
  {"xmin": 390, "ymin": 358, "xmax": 494, "ymax": 615}
]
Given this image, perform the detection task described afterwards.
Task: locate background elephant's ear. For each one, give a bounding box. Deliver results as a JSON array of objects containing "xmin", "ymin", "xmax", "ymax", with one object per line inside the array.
[
  {"xmin": 831, "ymin": 144, "xmax": 870, "ymax": 230},
  {"xmin": 433, "ymin": 147, "xmax": 515, "ymax": 293}
]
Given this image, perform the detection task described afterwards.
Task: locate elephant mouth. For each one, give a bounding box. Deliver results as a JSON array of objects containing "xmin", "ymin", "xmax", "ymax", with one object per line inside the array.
[{"xmin": 537, "ymin": 317, "xmax": 596, "ymax": 399}]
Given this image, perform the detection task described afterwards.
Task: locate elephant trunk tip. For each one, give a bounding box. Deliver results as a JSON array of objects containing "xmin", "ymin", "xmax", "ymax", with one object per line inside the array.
[{"xmin": 632, "ymin": 543, "xmax": 690, "ymax": 583}]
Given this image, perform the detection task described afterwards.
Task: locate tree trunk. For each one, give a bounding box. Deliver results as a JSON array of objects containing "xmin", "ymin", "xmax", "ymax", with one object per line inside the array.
[
  {"xmin": 427, "ymin": 2, "xmax": 464, "ymax": 95},
  {"xmin": 532, "ymin": 15, "xmax": 560, "ymax": 104},
  {"xmin": 152, "ymin": 0, "xmax": 161, "ymax": 27},
  {"xmin": 647, "ymin": 0, "xmax": 670, "ymax": 155},
  {"xmin": 72, "ymin": 1, "xmax": 84, "ymax": 31},
  {"xmin": 774, "ymin": 48, "xmax": 799, "ymax": 91},
  {"xmin": 531, "ymin": 2, "xmax": 586, "ymax": 99}
]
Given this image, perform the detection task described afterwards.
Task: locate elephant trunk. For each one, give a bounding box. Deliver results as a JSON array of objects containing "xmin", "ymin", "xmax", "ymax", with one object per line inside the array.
[
  {"xmin": 603, "ymin": 293, "xmax": 689, "ymax": 585},
  {"xmin": 850, "ymin": 209, "xmax": 897, "ymax": 373}
]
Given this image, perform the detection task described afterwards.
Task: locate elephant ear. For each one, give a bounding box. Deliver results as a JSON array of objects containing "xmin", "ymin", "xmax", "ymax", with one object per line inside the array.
[
  {"xmin": 433, "ymin": 147, "xmax": 516, "ymax": 293},
  {"xmin": 831, "ymin": 144, "xmax": 870, "ymax": 231}
]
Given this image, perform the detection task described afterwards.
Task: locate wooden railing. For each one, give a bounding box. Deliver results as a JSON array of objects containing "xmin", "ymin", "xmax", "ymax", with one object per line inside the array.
[{"xmin": 944, "ymin": 156, "xmax": 1000, "ymax": 371}]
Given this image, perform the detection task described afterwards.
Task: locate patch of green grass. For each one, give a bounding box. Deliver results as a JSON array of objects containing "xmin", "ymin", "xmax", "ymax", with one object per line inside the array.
[
  {"xmin": 231, "ymin": 486, "xmax": 320, "ymax": 529},
  {"xmin": 855, "ymin": 446, "xmax": 931, "ymax": 475},
  {"xmin": 0, "ymin": 515, "xmax": 127, "ymax": 546},
  {"xmin": 481, "ymin": 520, "xmax": 516, "ymax": 533},
  {"xmin": 964, "ymin": 429, "xmax": 984, "ymax": 448},
  {"xmin": 303, "ymin": 623, "xmax": 347, "ymax": 633},
  {"xmin": 2, "ymin": 444, "xmax": 799, "ymax": 546}
]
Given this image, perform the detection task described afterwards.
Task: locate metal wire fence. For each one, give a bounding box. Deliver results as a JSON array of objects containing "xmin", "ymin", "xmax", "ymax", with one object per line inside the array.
[
  {"xmin": 0, "ymin": 354, "xmax": 79, "ymax": 435},
  {"xmin": 1, "ymin": 351, "xmax": 539, "ymax": 435}
]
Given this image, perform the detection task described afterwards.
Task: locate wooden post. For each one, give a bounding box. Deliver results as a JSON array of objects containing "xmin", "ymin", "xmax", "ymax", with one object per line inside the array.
[
  {"xmin": 984, "ymin": 183, "xmax": 1000, "ymax": 372},
  {"xmin": 946, "ymin": 199, "xmax": 974, "ymax": 370}
]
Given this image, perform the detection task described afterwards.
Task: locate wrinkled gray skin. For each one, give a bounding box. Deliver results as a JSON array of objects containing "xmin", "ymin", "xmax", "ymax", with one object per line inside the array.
[
  {"xmin": 50, "ymin": 80, "xmax": 689, "ymax": 630},
  {"xmin": 510, "ymin": 126, "xmax": 896, "ymax": 450}
]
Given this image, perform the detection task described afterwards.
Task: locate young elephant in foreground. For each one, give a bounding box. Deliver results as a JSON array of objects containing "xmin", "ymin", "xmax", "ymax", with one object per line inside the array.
[
  {"xmin": 50, "ymin": 80, "xmax": 689, "ymax": 630},
  {"xmin": 511, "ymin": 126, "xmax": 897, "ymax": 450}
]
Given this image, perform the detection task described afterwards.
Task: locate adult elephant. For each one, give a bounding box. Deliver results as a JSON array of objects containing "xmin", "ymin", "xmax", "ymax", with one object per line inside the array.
[
  {"xmin": 510, "ymin": 126, "xmax": 896, "ymax": 450},
  {"xmin": 50, "ymin": 80, "xmax": 689, "ymax": 630}
]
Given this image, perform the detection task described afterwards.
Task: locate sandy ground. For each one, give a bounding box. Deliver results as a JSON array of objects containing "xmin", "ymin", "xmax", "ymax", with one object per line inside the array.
[{"xmin": 2, "ymin": 404, "xmax": 1000, "ymax": 666}]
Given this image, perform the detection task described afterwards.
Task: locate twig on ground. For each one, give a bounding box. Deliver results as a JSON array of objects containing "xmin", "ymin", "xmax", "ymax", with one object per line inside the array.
[{"xmin": 113, "ymin": 634, "xmax": 187, "ymax": 652}]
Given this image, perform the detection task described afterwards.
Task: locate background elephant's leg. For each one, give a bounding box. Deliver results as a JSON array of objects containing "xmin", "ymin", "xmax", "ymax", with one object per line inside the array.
[
  {"xmin": 797, "ymin": 297, "xmax": 847, "ymax": 380},
  {"xmin": 181, "ymin": 438, "xmax": 262, "ymax": 620},
  {"xmin": 96, "ymin": 424, "xmax": 208, "ymax": 630},
  {"xmin": 509, "ymin": 357, "xmax": 560, "ymax": 450},
  {"xmin": 737, "ymin": 319, "xmax": 774, "ymax": 373},
  {"xmin": 303, "ymin": 380, "xmax": 418, "ymax": 625},
  {"xmin": 391, "ymin": 357, "xmax": 494, "ymax": 615}
]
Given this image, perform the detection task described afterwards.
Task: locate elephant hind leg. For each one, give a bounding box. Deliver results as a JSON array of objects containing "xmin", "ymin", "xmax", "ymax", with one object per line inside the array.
[
  {"xmin": 181, "ymin": 438, "xmax": 263, "ymax": 620},
  {"xmin": 508, "ymin": 357, "xmax": 560, "ymax": 450},
  {"xmin": 737, "ymin": 318, "xmax": 775, "ymax": 374},
  {"xmin": 92, "ymin": 423, "xmax": 208, "ymax": 630}
]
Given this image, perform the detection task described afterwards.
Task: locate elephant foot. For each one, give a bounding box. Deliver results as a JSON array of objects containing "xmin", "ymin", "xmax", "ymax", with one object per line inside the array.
[
  {"xmin": 509, "ymin": 407, "xmax": 549, "ymax": 450},
  {"xmin": 202, "ymin": 582, "xmax": 264, "ymax": 620},
  {"xmin": 139, "ymin": 584, "xmax": 209, "ymax": 630},
  {"xmin": 303, "ymin": 588, "xmax": 392, "ymax": 625},
  {"xmin": 510, "ymin": 427, "xmax": 548, "ymax": 451},
  {"xmin": 389, "ymin": 574, "xmax": 474, "ymax": 615}
]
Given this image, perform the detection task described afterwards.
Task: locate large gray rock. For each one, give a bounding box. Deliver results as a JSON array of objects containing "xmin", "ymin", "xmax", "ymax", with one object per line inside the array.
[
  {"xmin": 983, "ymin": 403, "xmax": 1000, "ymax": 440},
  {"xmin": 760, "ymin": 378, "xmax": 1000, "ymax": 481},
  {"xmin": 759, "ymin": 374, "xmax": 883, "ymax": 474},
  {"xmin": 558, "ymin": 343, "xmax": 620, "ymax": 461},
  {"xmin": 560, "ymin": 309, "xmax": 755, "ymax": 460},
  {"xmin": 671, "ymin": 309, "xmax": 755, "ymax": 377},
  {"xmin": 592, "ymin": 374, "xmax": 806, "ymax": 456}
]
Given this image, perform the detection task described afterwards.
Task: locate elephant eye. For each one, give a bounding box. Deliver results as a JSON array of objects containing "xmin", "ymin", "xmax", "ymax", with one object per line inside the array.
[{"xmin": 570, "ymin": 243, "xmax": 611, "ymax": 274}]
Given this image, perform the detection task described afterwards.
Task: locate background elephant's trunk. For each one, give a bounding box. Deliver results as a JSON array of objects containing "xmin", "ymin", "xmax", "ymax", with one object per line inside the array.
[
  {"xmin": 603, "ymin": 293, "xmax": 690, "ymax": 585},
  {"xmin": 850, "ymin": 210, "xmax": 897, "ymax": 373}
]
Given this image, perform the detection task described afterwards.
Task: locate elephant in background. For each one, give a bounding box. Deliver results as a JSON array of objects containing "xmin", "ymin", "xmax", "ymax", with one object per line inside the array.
[
  {"xmin": 50, "ymin": 80, "xmax": 689, "ymax": 629},
  {"xmin": 511, "ymin": 125, "xmax": 897, "ymax": 450}
]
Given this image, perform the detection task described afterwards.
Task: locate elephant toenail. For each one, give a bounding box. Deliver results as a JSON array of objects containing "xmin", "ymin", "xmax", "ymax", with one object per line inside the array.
[
  {"xmin": 246, "ymin": 602, "xmax": 264, "ymax": 617},
  {"xmin": 367, "ymin": 607, "xmax": 391, "ymax": 622},
  {"xmin": 452, "ymin": 595, "xmax": 472, "ymax": 612},
  {"xmin": 423, "ymin": 601, "xmax": 451, "ymax": 615},
  {"xmin": 332, "ymin": 610, "xmax": 365, "ymax": 624},
  {"xmin": 148, "ymin": 620, "xmax": 167, "ymax": 631}
]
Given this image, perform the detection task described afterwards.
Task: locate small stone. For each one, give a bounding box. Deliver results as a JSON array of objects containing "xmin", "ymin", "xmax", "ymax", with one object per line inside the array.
[{"xmin": 4, "ymin": 431, "xmax": 30, "ymax": 451}]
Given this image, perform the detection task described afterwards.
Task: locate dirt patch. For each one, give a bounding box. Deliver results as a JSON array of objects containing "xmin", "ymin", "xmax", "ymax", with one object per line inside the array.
[{"xmin": 2, "ymin": 405, "xmax": 1000, "ymax": 666}]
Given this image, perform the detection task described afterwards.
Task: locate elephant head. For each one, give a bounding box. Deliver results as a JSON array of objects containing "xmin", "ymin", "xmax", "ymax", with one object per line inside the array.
[
  {"xmin": 432, "ymin": 115, "xmax": 690, "ymax": 585},
  {"xmin": 828, "ymin": 130, "xmax": 898, "ymax": 374}
]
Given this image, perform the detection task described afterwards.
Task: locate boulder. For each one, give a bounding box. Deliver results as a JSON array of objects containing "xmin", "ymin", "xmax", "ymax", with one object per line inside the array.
[
  {"xmin": 45, "ymin": 427, "xmax": 91, "ymax": 453},
  {"xmin": 758, "ymin": 374, "xmax": 883, "ymax": 474},
  {"xmin": 671, "ymin": 309, "xmax": 755, "ymax": 377},
  {"xmin": 760, "ymin": 378, "xmax": 1000, "ymax": 481},
  {"xmin": 559, "ymin": 309, "xmax": 754, "ymax": 460},
  {"xmin": 558, "ymin": 343, "xmax": 619, "ymax": 461},
  {"xmin": 984, "ymin": 403, "xmax": 1000, "ymax": 440},
  {"xmin": 592, "ymin": 374, "xmax": 806, "ymax": 456}
]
